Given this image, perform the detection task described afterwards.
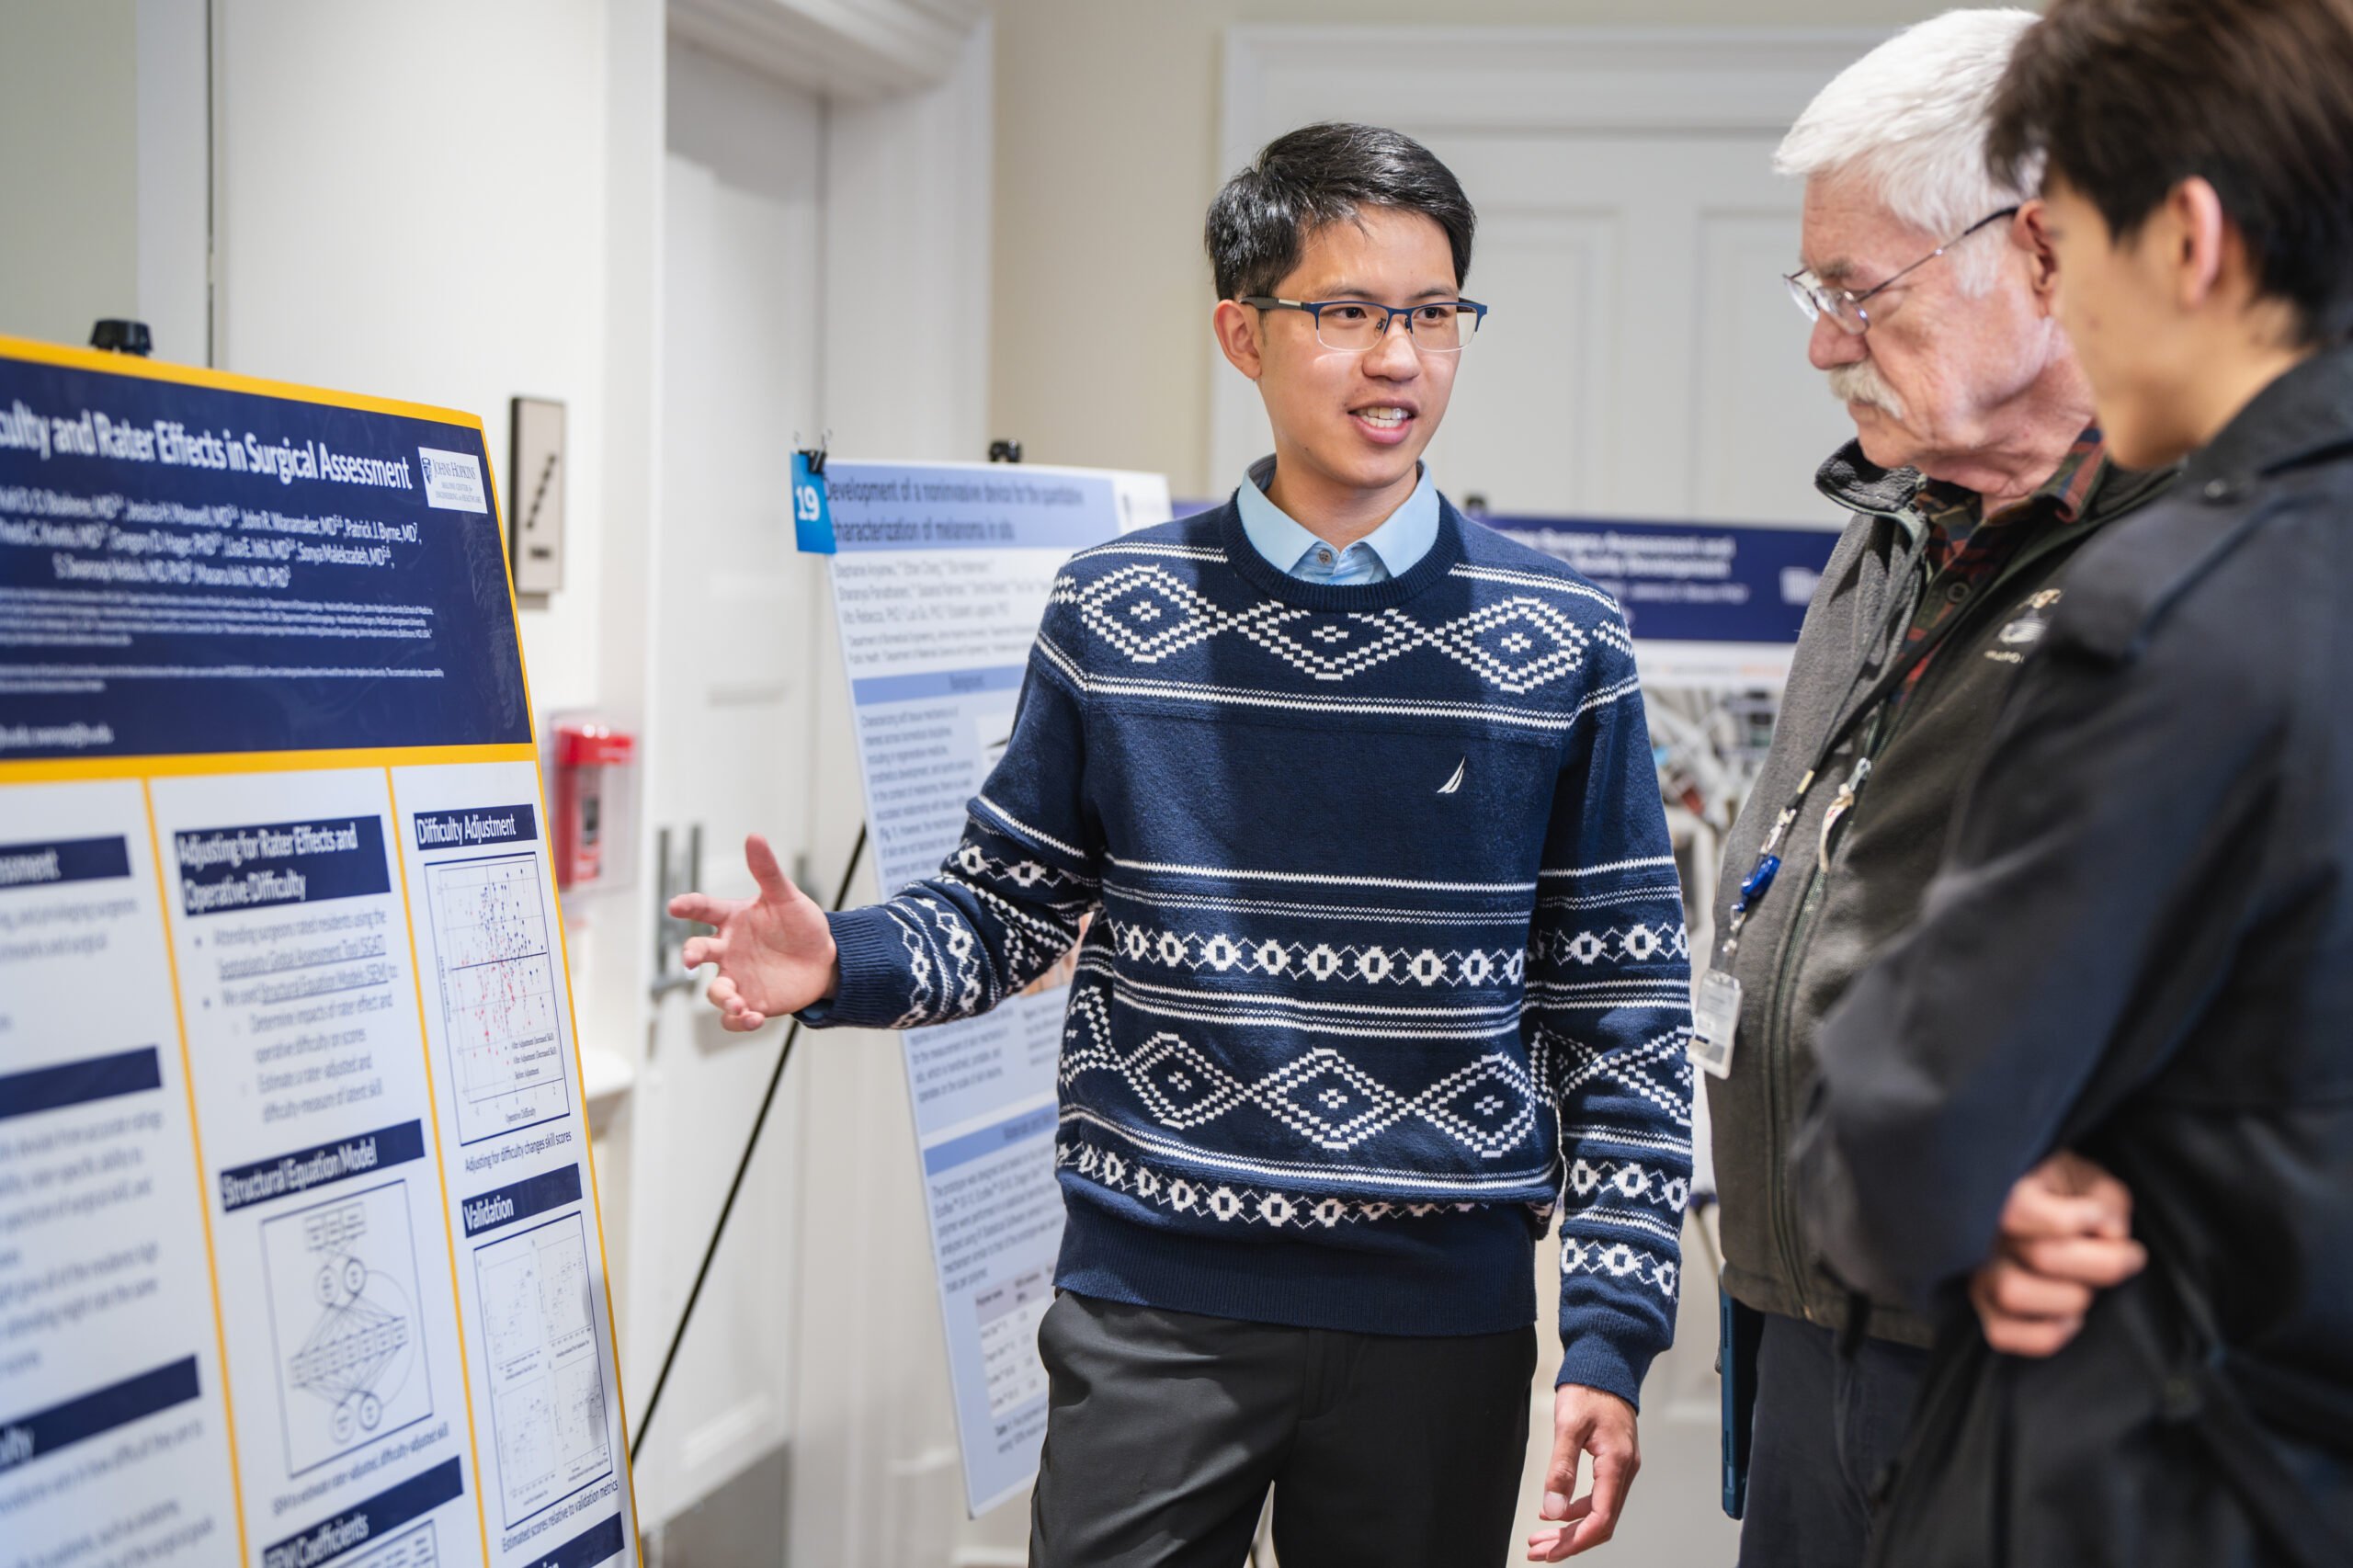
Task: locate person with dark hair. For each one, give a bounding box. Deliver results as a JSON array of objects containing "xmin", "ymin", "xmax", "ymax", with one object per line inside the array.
[
  {"xmin": 1790, "ymin": 1, "xmax": 2353, "ymax": 1562},
  {"xmin": 672, "ymin": 122, "xmax": 1691, "ymax": 1565}
]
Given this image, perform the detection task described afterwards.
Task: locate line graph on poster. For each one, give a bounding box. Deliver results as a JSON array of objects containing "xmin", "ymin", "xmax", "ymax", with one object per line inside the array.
[
  {"xmin": 425, "ymin": 851, "xmax": 571, "ymax": 1145},
  {"xmin": 472, "ymin": 1213, "xmax": 613, "ymax": 1528},
  {"xmin": 261, "ymin": 1179, "xmax": 436, "ymax": 1476}
]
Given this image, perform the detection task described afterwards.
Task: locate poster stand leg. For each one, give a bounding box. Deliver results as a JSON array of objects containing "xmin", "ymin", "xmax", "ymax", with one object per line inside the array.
[{"xmin": 629, "ymin": 824, "xmax": 868, "ymax": 1464}]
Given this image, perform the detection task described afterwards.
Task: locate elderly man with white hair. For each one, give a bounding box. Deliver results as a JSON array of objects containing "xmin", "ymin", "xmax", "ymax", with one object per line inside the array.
[{"xmin": 1699, "ymin": 11, "xmax": 2176, "ymax": 1565}]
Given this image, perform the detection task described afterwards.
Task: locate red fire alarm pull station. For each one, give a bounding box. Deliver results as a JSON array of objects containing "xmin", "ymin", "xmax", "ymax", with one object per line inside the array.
[{"xmin": 553, "ymin": 722, "xmax": 635, "ymax": 890}]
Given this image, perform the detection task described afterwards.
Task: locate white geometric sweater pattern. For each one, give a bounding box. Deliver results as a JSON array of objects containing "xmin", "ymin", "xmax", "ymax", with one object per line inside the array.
[{"xmin": 811, "ymin": 504, "xmax": 1695, "ymax": 1400}]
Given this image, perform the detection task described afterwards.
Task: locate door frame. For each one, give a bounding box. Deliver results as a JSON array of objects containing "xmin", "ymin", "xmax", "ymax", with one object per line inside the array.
[
  {"xmin": 594, "ymin": 3, "xmax": 995, "ymax": 1540},
  {"xmin": 1211, "ymin": 26, "xmax": 1887, "ymax": 484}
]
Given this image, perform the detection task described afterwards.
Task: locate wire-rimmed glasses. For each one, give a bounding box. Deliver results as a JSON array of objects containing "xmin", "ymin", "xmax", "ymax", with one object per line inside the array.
[{"xmin": 1784, "ymin": 206, "xmax": 2021, "ymax": 335}]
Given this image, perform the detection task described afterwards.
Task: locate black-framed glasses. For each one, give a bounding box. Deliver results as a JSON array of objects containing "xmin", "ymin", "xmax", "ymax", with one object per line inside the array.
[
  {"xmin": 1241, "ymin": 296, "xmax": 1488, "ymax": 353},
  {"xmin": 1783, "ymin": 206, "xmax": 2020, "ymax": 335}
]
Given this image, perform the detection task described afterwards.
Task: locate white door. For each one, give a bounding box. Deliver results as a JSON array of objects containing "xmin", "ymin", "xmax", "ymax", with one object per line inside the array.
[
  {"xmin": 1413, "ymin": 132, "xmax": 1857, "ymax": 526},
  {"xmin": 622, "ymin": 43, "xmax": 829, "ymax": 1530}
]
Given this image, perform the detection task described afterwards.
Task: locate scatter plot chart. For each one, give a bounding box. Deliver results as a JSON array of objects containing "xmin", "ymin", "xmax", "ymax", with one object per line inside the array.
[
  {"xmin": 261, "ymin": 1180, "xmax": 434, "ymax": 1476},
  {"xmin": 425, "ymin": 853, "xmax": 569, "ymax": 1144},
  {"xmin": 472, "ymin": 1213, "xmax": 612, "ymax": 1528}
]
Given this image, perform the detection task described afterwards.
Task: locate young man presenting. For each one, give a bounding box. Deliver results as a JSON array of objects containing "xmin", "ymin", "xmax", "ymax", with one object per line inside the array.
[{"xmin": 673, "ymin": 123, "xmax": 1691, "ymax": 1566}]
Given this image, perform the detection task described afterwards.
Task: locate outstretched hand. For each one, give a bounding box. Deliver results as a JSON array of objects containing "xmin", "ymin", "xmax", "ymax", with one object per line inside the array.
[
  {"xmin": 667, "ymin": 834, "xmax": 840, "ymax": 1031},
  {"xmin": 1528, "ymin": 1383, "xmax": 1640, "ymax": 1561}
]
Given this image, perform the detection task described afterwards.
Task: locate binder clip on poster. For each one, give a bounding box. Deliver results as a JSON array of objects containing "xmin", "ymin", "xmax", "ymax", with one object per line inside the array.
[{"xmin": 792, "ymin": 433, "xmax": 833, "ymax": 554}]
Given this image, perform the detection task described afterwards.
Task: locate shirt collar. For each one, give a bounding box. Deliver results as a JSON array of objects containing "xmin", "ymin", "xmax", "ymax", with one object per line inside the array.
[
  {"xmin": 1235, "ymin": 455, "xmax": 1441, "ymax": 576},
  {"xmin": 1815, "ymin": 425, "xmax": 2115, "ymax": 526},
  {"xmin": 1913, "ymin": 424, "xmax": 2112, "ymax": 554}
]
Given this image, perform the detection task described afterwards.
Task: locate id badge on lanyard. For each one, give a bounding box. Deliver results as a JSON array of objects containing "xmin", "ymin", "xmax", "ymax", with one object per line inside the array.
[
  {"xmin": 1690, "ymin": 967, "xmax": 1745, "ymax": 1079},
  {"xmin": 1695, "ymin": 556, "xmax": 1934, "ymax": 1074},
  {"xmin": 1688, "ymin": 767, "xmax": 1813, "ymax": 1079},
  {"xmin": 1688, "ymin": 841, "xmax": 1792, "ymax": 1076},
  {"xmin": 1690, "ymin": 744, "xmax": 1879, "ymax": 1077}
]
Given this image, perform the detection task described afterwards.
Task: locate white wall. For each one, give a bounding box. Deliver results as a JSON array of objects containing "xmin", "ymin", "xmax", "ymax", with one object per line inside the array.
[
  {"xmin": 0, "ymin": 0, "xmax": 136, "ymax": 344},
  {"xmin": 987, "ymin": 0, "xmax": 1952, "ymax": 498},
  {"xmin": 0, "ymin": 0, "xmax": 206, "ymax": 359},
  {"xmin": 212, "ymin": 0, "xmax": 611, "ymax": 720}
]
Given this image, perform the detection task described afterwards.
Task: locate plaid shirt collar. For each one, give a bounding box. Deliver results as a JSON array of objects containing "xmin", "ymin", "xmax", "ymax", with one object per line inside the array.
[{"xmin": 1912, "ymin": 426, "xmax": 2109, "ymax": 568}]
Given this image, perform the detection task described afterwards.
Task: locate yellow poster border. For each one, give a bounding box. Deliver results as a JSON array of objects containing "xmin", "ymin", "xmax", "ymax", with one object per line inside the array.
[
  {"xmin": 0, "ymin": 744, "xmax": 537, "ymax": 786},
  {"xmin": 475, "ymin": 404, "xmax": 652, "ymax": 1568},
  {"xmin": 0, "ymin": 333, "xmax": 485, "ymax": 431},
  {"xmin": 140, "ymin": 779, "xmax": 253, "ymax": 1567},
  {"xmin": 382, "ymin": 766, "xmax": 497, "ymax": 1566}
]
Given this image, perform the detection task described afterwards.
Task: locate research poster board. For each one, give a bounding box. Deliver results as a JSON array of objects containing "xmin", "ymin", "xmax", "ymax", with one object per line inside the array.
[
  {"xmin": 799, "ymin": 459, "xmax": 1169, "ymax": 1515},
  {"xmin": 1479, "ymin": 515, "xmax": 1840, "ymax": 688},
  {"xmin": 0, "ymin": 337, "xmax": 639, "ymax": 1568}
]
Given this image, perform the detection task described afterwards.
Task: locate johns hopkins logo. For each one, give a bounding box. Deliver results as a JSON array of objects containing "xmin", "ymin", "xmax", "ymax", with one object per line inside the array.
[{"xmin": 416, "ymin": 446, "xmax": 487, "ymax": 513}]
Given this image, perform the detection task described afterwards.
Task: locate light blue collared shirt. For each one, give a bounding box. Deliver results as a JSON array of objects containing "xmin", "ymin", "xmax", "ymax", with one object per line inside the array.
[{"xmin": 1235, "ymin": 456, "xmax": 1440, "ymax": 585}]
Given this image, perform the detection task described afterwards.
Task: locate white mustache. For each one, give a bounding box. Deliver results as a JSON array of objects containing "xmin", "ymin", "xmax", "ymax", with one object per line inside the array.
[{"xmin": 1827, "ymin": 362, "xmax": 1908, "ymax": 423}]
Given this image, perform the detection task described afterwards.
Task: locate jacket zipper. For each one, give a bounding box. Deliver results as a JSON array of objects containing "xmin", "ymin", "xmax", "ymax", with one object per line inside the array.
[
  {"xmin": 1761, "ymin": 709, "xmax": 1886, "ymax": 1320},
  {"xmin": 1755, "ymin": 518, "xmax": 2105, "ymax": 1322},
  {"xmin": 1762, "ymin": 869, "xmax": 1829, "ymax": 1317}
]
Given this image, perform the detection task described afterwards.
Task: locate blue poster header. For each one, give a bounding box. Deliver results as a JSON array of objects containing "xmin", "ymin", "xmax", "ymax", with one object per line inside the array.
[
  {"xmin": 1478, "ymin": 515, "xmax": 1838, "ymax": 645},
  {"xmin": 460, "ymin": 1162, "xmax": 584, "ymax": 1237},
  {"xmin": 173, "ymin": 813, "xmax": 391, "ymax": 917},
  {"xmin": 822, "ymin": 462, "xmax": 1118, "ymax": 554},
  {"xmin": 0, "ymin": 345, "xmax": 530, "ymax": 760},
  {"xmin": 0, "ymin": 833, "xmax": 131, "ymax": 891},
  {"xmin": 1164, "ymin": 497, "xmax": 1842, "ymax": 648},
  {"xmin": 923, "ymin": 1102, "xmax": 1059, "ymax": 1176},
  {"xmin": 0, "ymin": 1358, "xmax": 200, "ymax": 1475},
  {"xmin": 413, "ymin": 801, "xmax": 537, "ymax": 851},
  {"xmin": 219, "ymin": 1119, "xmax": 426, "ymax": 1212},
  {"xmin": 0, "ymin": 1046, "xmax": 162, "ymax": 1124},
  {"xmin": 262, "ymin": 1457, "xmax": 464, "ymax": 1568}
]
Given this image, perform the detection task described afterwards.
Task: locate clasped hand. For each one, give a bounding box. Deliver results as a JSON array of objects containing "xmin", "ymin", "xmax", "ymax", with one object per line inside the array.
[{"xmin": 1972, "ymin": 1151, "xmax": 2147, "ymax": 1357}]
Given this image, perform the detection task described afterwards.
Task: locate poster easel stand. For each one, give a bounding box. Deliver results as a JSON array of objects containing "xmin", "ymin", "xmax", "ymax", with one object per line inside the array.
[{"xmin": 629, "ymin": 823, "xmax": 866, "ymax": 1463}]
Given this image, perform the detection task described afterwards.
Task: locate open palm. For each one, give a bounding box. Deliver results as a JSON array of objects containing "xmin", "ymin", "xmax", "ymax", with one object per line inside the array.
[{"xmin": 668, "ymin": 834, "xmax": 839, "ymax": 1030}]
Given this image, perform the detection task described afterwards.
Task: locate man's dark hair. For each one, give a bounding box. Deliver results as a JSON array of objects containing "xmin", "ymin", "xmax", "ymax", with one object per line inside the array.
[
  {"xmin": 1987, "ymin": 0, "xmax": 2353, "ymax": 345},
  {"xmin": 1204, "ymin": 122, "xmax": 1474, "ymax": 301}
]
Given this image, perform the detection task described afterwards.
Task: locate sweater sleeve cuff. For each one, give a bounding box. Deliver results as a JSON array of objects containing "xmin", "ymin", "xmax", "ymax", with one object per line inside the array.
[
  {"xmin": 1554, "ymin": 1316, "xmax": 1662, "ymax": 1410},
  {"xmin": 795, "ymin": 906, "xmax": 906, "ymax": 1029}
]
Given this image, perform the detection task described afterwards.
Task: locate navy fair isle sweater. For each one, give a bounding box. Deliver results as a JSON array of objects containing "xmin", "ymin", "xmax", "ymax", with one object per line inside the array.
[{"xmin": 813, "ymin": 496, "xmax": 1694, "ymax": 1403}]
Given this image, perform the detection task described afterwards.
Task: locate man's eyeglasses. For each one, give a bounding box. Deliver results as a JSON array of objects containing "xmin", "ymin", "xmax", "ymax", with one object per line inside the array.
[
  {"xmin": 1783, "ymin": 206, "xmax": 2020, "ymax": 335},
  {"xmin": 1242, "ymin": 296, "xmax": 1488, "ymax": 354}
]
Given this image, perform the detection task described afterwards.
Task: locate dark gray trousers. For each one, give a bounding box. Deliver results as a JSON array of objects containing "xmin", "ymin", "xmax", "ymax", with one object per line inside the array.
[
  {"xmin": 1734, "ymin": 1312, "xmax": 1929, "ymax": 1568},
  {"xmin": 1029, "ymin": 1291, "xmax": 1536, "ymax": 1568}
]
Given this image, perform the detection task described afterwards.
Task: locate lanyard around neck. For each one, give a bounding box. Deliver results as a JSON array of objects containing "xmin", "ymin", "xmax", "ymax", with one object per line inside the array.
[{"xmin": 1716, "ymin": 542, "xmax": 1983, "ymax": 959}]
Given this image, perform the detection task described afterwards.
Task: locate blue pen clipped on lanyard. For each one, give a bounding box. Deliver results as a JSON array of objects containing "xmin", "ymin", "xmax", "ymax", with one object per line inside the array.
[
  {"xmin": 1687, "ymin": 767, "xmax": 1813, "ymax": 1079},
  {"xmin": 1688, "ymin": 748, "xmax": 1877, "ymax": 1079}
]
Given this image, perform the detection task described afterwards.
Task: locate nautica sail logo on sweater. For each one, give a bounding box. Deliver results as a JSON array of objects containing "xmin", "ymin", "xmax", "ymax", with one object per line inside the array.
[{"xmin": 1438, "ymin": 757, "xmax": 1466, "ymax": 795}]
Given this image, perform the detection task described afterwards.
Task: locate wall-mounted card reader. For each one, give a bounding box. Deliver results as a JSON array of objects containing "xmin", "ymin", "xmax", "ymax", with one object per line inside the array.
[{"xmin": 508, "ymin": 395, "xmax": 566, "ymax": 596}]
